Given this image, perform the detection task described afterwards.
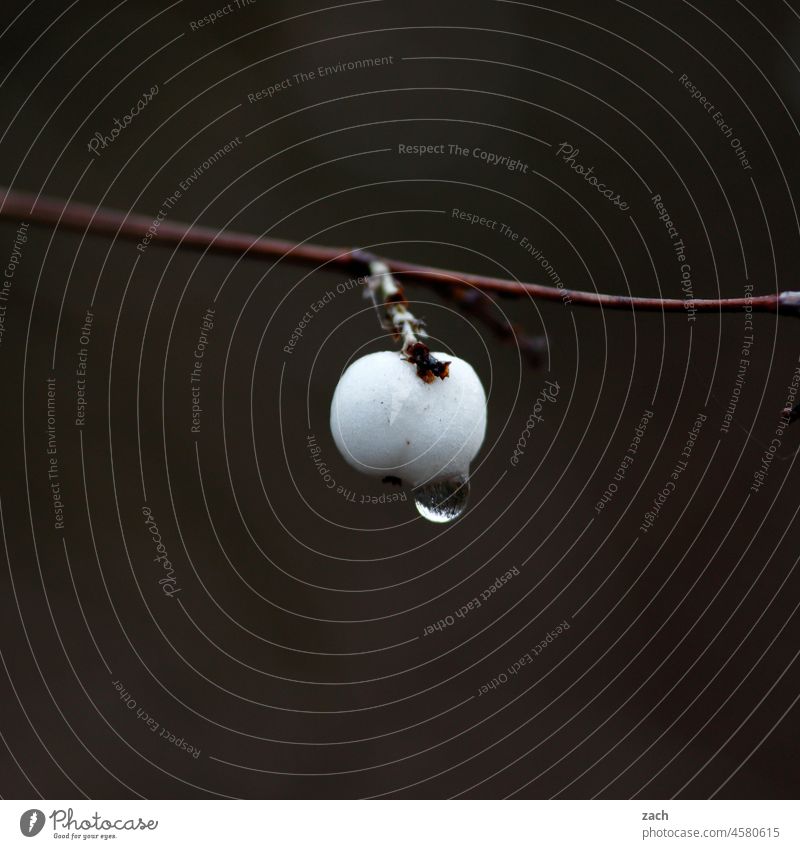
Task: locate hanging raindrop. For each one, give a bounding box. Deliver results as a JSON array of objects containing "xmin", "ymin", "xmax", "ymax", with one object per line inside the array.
[{"xmin": 412, "ymin": 475, "xmax": 471, "ymax": 523}]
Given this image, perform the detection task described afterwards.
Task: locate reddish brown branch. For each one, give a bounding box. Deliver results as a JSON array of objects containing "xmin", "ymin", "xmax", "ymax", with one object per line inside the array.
[
  {"xmin": 440, "ymin": 286, "xmax": 547, "ymax": 367},
  {"xmin": 0, "ymin": 185, "xmax": 793, "ymax": 317}
]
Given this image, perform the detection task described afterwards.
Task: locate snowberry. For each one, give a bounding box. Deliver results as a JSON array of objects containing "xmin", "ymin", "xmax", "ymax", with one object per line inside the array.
[{"xmin": 330, "ymin": 349, "xmax": 487, "ymax": 520}]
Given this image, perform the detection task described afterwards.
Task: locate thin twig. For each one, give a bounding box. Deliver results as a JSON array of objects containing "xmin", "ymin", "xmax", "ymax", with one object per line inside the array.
[
  {"xmin": 365, "ymin": 260, "xmax": 427, "ymax": 348},
  {"xmin": 366, "ymin": 261, "xmax": 450, "ymax": 382},
  {"xmin": 0, "ymin": 185, "xmax": 794, "ymax": 316},
  {"xmin": 439, "ymin": 286, "xmax": 547, "ymax": 368}
]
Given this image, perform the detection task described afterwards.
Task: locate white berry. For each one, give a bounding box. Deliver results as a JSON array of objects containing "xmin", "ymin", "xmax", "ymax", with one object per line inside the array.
[{"xmin": 330, "ymin": 350, "xmax": 487, "ymax": 488}]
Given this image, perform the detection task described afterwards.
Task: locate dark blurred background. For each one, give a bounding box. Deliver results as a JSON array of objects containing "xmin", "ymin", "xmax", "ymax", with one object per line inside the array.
[{"xmin": 0, "ymin": 0, "xmax": 799, "ymax": 799}]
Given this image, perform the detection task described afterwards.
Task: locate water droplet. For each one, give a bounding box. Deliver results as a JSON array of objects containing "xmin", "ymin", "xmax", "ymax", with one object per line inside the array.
[{"xmin": 413, "ymin": 476, "xmax": 470, "ymax": 523}]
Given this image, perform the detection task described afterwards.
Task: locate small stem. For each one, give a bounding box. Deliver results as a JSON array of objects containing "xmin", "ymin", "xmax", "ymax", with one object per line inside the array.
[
  {"xmin": 366, "ymin": 261, "xmax": 450, "ymax": 382},
  {"xmin": 365, "ymin": 260, "xmax": 426, "ymax": 348},
  {"xmin": 0, "ymin": 184, "xmax": 791, "ymax": 317}
]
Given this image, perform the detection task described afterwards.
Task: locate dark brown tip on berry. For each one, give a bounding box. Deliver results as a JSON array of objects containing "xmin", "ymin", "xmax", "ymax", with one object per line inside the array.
[{"xmin": 403, "ymin": 341, "xmax": 451, "ymax": 382}]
